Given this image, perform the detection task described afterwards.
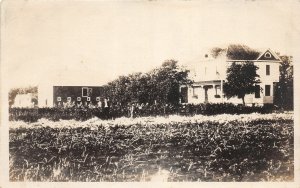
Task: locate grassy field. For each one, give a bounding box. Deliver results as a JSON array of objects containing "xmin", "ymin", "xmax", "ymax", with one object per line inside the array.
[{"xmin": 9, "ymin": 113, "xmax": 294, "ymax": 182}]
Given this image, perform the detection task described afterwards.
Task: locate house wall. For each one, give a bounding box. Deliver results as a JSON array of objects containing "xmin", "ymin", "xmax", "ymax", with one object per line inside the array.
[
  {"xmin": 192, "ymin": 56, "xmax": 227, "ymax": 82},
  {"xmin": 185, "ymin": 83, "xmax": 277, "ymax": 105},
  {"xmin": 185, "ymin": 83, "xmax": 224, "ymax": 104},
  {"xmin": 38, "ymin": 84, "xmax": 54, "ymax": 107},
  {"xmin": 255, "ymin": 61, "xmax": 279, "ymax": 83},
  {"xmin": 12, "ymin": 94, "xmax": 34, "ymax": 108},
  {"xmin": 254, "ymin": 61, "xmax": 279, "ymax": 104},
  {"xmin": 186, "ymin": 86, "xmax": 274, "ymax": 105}
]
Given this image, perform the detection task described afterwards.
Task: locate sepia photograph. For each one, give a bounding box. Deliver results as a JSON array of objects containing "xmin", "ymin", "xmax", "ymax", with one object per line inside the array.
[{"xmin": 1, "ymin": 0, "xmax": 299, "ymax": 187}]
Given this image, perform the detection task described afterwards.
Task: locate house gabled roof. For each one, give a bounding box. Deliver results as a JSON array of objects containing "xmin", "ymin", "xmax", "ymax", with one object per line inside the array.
[
  {"xmin": 256, "ymin": 48, "xmax": 282, "ymax": 61},
  {"xmin": 226, "ymin": 48, "xmax": 282, "ymax": 62},
  {"xmin": 226, "ymin": 45, "xmax": 261, "ymax": 61}
]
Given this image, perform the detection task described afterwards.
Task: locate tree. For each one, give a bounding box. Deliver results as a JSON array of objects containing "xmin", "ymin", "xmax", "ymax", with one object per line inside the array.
[
  {"xmin": 147, "ymin": 60, "xmax": 192, "ymax": 105},
  {"xmin": 103, "ymin": 60, "xmax": 192, "ymax": 106},
  {"xmin": 223, "ymin": 62, "xmax": 260, "ymax": 105},
  {"xmin": 210, "ymin": 47, "xmax": 226, "ymax": 58},
  {"xmin": 274, "ymin": 55, "xmax": 293, "ymax": 110}
]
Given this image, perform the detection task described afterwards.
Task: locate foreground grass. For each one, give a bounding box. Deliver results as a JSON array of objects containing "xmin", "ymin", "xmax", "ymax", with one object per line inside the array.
[{"xmin": 9, "ymin": 113, "xmax": 294, "ymax": 182}]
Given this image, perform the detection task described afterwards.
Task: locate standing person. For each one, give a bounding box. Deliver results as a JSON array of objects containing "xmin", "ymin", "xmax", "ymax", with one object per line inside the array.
[
  {"xmin": 104, "ymin": 98, "xmax": 109, "ymax": 119},
  {"xmin": 88, "ymin": 102, "xmax": 93, "ymax": 109},
  {"xmin": 96, "ymin": 98, "xmax": 103, "ymax": 119},
  {"xmin": 97, "ymin": 99, "xmax": 102, "ymax": 109},
  {"xmin": 139, "ymin": 103, "xmax": 144, "ymax": 117},
  {"xmin": 71, "ymin": 101, "xmax": 75, "ymax": 108},
  {"xmin": 130, "ymin": 103, "xmax": 135, "ymax": 118},
  {"xmin": 78, "ymin": 101, "xmax": 83, "ymax": 108}
]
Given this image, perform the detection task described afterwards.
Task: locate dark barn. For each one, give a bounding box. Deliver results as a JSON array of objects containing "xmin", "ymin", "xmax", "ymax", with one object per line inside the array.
[{"xmin": 53, "ymin": 86, "xmax": 105, "ymax": 107}]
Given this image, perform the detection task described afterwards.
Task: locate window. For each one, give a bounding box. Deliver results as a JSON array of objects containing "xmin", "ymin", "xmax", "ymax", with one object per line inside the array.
[
  {"xmin": 87, "ymin": 97, "xmax": 91, "ymax": 101},
  {"xmin": 255, "ymin": 85, "xmax": 260, "ymax": 98},
  {"xmin": 215, "ymin": 85, "xmax": 221, "ymax": 98},
  {"xmin": 264, "ymin": 52, "xmax": 272, "ymax": 58},
  {"xmin": 265, "ymin": 85, "xmax": 271, "ymax": 96},
  {"xmin": 67, "ymin": 97, "xmax": 71, "ymax": 102},
  {"xmin": 82, "ymin": 87, "xmax": 88, "ymax": 97},
  {"xmin": 57, "ymin": 97, "xmax": 61, "ymax": 101},
  {"xmin": 77, "ymin": 97, "xmax": 81, "ymax": 101},
  {"xmin": 96, "ymin": 97, "xmax": 100, "ymax": 101},
  {"xmin": 82, "ymin": 87, "xmax": 92, "ymax": 97},
  {"xmin": 266, "ymin": 65, "xmax": 270, "ymax": 75},
  {"xmin": 192, "ymin": 87, "xmax": 199, "ymax": 97}
]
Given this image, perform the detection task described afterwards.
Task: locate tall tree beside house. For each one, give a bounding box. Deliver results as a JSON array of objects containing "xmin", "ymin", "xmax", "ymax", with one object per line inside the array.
[
  {"xmin": 274, "ymin": 55, "xmax": 293, "ymax": 110},
  {"xmin": 149, "ymin": 60, "xmax": 192, "ymax": 105},
  {"xmin": 103, "ymin": 60, "xmax": 192, "ymax": 106},
  {"xmin": 223, "ymin": 62, "xmax": 260, "ymax": 105}
]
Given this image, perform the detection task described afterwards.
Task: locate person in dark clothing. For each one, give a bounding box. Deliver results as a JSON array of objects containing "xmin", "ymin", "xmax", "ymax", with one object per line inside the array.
[{"xmin": 103, "ymin": 98, "xmax": 110, "ymax": 119}]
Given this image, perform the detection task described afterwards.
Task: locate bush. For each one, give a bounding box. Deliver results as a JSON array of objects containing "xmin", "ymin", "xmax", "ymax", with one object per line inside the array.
[
  {"xmin": 9, "ymin": 103, "xmax": 276, "ymax": 123},
  {"xmin": 179, "ymin": 103, "xmax": 275, "ymax": 116},
  {"xmin": 9, "ymin": 108, "xmax": 95, "ymax": 122}
]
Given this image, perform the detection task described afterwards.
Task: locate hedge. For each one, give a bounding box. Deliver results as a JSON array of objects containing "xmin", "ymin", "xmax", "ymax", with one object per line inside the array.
[{"xmin": 9, "ymin": 103, "xmax": 276, "ymax": 123}]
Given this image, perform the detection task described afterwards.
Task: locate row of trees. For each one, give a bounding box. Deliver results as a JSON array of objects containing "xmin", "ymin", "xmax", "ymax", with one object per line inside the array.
[{"xmin": 102, "ymin": 60, "xmax": 192, "ymax": 106}]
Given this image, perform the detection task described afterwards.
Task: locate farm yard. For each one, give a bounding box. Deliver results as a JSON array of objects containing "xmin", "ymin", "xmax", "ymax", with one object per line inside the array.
[
  {"xmin": 9, "ymin": 112, "xmax": 294, "ymax": 182},
  {"xmin": 7, "ymin": 45, "xmax": 294, "ymax": 182}
]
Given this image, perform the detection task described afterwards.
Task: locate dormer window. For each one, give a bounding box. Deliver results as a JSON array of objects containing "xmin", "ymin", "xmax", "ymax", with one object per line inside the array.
[{"xmin": 264, "ymin": 52, "xmax": 272, "ymax": 58}]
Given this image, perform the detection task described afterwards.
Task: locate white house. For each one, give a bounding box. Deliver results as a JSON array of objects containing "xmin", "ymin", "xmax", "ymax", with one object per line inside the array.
[
  {"xmin": 12, "ymin": 93, "xmax": 35, "ymax": 108},
  {"xmin": 181, "ymin": 48, "xmax": 281, "ymax": 105}
]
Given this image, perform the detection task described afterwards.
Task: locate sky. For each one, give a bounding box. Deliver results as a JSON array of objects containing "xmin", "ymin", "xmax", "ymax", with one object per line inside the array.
[{"xmin": 1, "ymin": 0, "xmax": 300, "ymax": 88}]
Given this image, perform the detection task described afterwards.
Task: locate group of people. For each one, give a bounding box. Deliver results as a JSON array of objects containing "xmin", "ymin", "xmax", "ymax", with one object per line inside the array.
[
  {"xmin": 56, "ymin": 98, "xmax": 111, "ymax": 109},
  {"xmin": 55, "ymin": 98, "xmax": 180, "ymax": 119}
]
